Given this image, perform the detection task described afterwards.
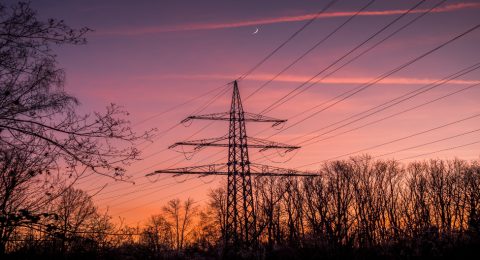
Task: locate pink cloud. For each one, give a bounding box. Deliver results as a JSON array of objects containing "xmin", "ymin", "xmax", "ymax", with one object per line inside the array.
[
  {"xmin": 98, "ymin": 2, "xmax": 480, "ymax": 35},
  {"xmin": 135, "ymin": 73, "xmax": 480, "ymax": 86}
]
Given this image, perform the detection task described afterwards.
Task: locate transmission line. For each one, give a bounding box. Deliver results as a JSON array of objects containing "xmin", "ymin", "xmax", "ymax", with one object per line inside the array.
[
  {"xmin": 133, "ymin": 83, "xmax": 229, "ymax": 127},
  {"xmin": 114, "ymin": 0, "xmax": 343, "ymax": 190},
  {"xmin": 96, "ymin": 1, "xmax": 479, "ymax": 220},
  {"xmin": 288, "ymin": 61, "xmax": 480, "ymax": 144},
  {"xmin": 256, "ymin": 23, "xmax": 480, "ymax": 143},
  {"xmin": 299, "ymin": 82, "xmax": 480, "ymax": 148},
  {"xmin": 296, "ymin": 112, "xmax": 480, "ymax": 168},
  {"xmin": 244, "ymin": 0, "xmax": 376, "ymax": 100},
  {"xmin": 118, "ymin": 11, "xmax": 478, "ymax": 203},
  {"xmin": 258, "ymin": 0, "xmax": 428, "ymax": 115},
  {"xmin": 114, "ymin": 181, "xmax": 208, "ymax": 216},
  {"xmin": 379, "ymin": 128, "xmax": 480, "ymax": 160},
  {"xmin": 398, "ymin": 140, "xmax": 480, "ymax": 161},
  {"xmin": 94, "ymin": 149, "xmax": 228, "ymax": 206},
  {"xmin": 239, "ymin": 0, "xmax": 450, "ymax": 144},
  {"xmin": 272, "ymin": 0, "xmax": 449, "ymax": 122},
  {"xmin": 238, "ymin": 0, "xmax": 339, "ymax": 80},
  {"xmin": 293, "ymin": 66, "xmax": 480, "ymax": 145}
]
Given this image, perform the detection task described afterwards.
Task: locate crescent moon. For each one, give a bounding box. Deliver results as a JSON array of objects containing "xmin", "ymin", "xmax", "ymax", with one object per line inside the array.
[{"xmin": 252, "ymin": 27, "xmax": 259, "ymax": 35}]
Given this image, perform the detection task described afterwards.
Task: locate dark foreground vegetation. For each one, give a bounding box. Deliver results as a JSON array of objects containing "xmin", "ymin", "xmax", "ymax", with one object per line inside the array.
[
  {"xmin": 2, "ymin": 156, "xmax": 480, "ymax": 259},
  {"xmin": 1, "ymin": 1, "xmax": 480, "ymax": 259}
]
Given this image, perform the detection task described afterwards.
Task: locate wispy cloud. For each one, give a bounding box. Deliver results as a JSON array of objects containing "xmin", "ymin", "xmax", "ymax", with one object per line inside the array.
[
  {"xmin": 137, "ymin": 73, "xmax": 480, "ymax": 86},
  {"xmin": 99, "ymin": 2, "xmax": 480, "ymax": 35}
]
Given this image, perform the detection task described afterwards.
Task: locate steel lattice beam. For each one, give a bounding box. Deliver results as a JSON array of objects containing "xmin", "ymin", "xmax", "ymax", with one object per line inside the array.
[
  {"xmin": 181, "ymin": 112, "xmax": 286, "ymax": 127},
  {"xmin": 147, "ymin": 163, "xmax": 318, "ymax": 177},
  {"xmin": 169, "ymin": 136, "xmax": 300, "ymax": 152}
]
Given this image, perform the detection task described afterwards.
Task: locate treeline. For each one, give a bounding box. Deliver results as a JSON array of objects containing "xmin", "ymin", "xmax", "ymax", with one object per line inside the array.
[
  {"xmin": 2, "ymin": 156, "xmax": 480, "ymax": 259},
  {"xmin": 249, "ymin": 156, "xmax": 480, "ymax": 258}
]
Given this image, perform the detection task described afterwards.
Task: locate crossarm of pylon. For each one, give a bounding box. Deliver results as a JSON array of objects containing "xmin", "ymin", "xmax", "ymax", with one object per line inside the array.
[
  {"xmin": 169, "ymin": 136, "xmax": 300, "ymax": 151},
  {"xmin": 248, "ymin": 137, "xmax": 300, "ymax": 152},
  {"xmin": 180, "ymin": 112, "xmax": 230, "ymax": 124},
  {"xmin": 169, "ymin": 135, "xmax": 228, "ymax": 150},
  {"xmin": 180, "ymin": 111, "xmax": 287, "ymax": 127},
  {"xmin": 147, "ymin": 163, "xmax": 319, "ymax": 177},
  {"xmin": 146, "ymin": 164, "xmax": 228, "ymax": 177},
  {"xmin": 244, "ymin": 112, "xmax": 286, "ymax": 126},
  {"xmin": 250, "ymin": 163, "xmax": 319, "ymax": 177}
]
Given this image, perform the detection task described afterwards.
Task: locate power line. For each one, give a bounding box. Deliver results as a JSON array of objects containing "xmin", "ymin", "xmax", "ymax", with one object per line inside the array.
[
  {"xmin": 241, "ymin": 0, "xmax": 450, "ymax": 142},
  {"xmin": 293, "ymin": 64, "xmax": 480, "ymax": 145},
  {"xmin": 251, "ymin": 64, "xmax": 479, "ymax": 167},
  {"xmin": 130, "ymin": 0, "xmax": 340, "ymax": 162},
  {"xmin": 82, "ymin": 100, "xmax": 231, "ymax": 193},
  {"xmin": 258, "ymin": 23, "xmax": 480, "ymax": 142},
  {"xmin": 398, "ymin": 140, "xmax": 480, "ymax": 161},
  {"xmin": 116, "ymin": 1, "xmax": 375, "ymax": 193},
  {"xmin": 241, "ymin": 0, "xmax": 442, "ymax": 140},
  {"xmin": 114, "ymin": 180, "xmax": 208, "ymax": 216},
  {"xmin": 76, "ymin": 84, "xmax": 231, "ymax": 190},
  {"xmin": 133, "ymin": 83, "xmax": 229, "ymax": 127},
  {"xmin": 289, "ymin": 62, "xmax": 480, "ymax": 143},
  {"xmin": 379, "ymin": 129, "xmax": 480, "ymax": 160},
  {"xmin": 296, "ymin": 112, "xmax": 480, "ymax": 168},
  {"xmin": 277, "ymin": 0, "xmax": 450, "ymax": 123},
  {"xmin": 94, "ymin": 149, "xmax": 227, "ymax": 206},
  {"xmin": 300, "ymin": 82, "xmax": 480, "ymax": 148},
  {"xmin": 94, "ymin": 0, "xmax": 480, "ymax": 219},
  {"xmin": 138, "ymin": 84, "xmax": 231, "ymax": 150},
  {"xmin": 109, "ymin": 0, "xmax": 343, "ymax": 193},
  {"xmin": 261, "ymin": 0, "xmax": 451, "ymax": 115},
  {"xmin": 258, "ymin": 0, "xmax": 428, "ymax": 115},
  {"xmin": 120, "ymin": 0, "xmax": 338, "ymax": 190},
  {"xmin": 244, "ymin": 0, "xmax": 376, "ymax": 100},
  {"xmin": 104, "ymin": 79, "xmax": 480, "ymax": 215},
  {"xmin": 238, "ymin": 0, "xmax": 340, "ymax": 80},
  {"xmin": 253, "ymin": 81, "xmax": 479, "ymax": 166},
  {"xmin": 98, "ymin": 176, "xmax": 193, "ymax": 204},
  {"xmin": 121, "ymin": 13, "xmax": 479, "ymax": 213},
  {"xmin": 107, "ymin": 176, "xmax": 197, "ymax": 208}
]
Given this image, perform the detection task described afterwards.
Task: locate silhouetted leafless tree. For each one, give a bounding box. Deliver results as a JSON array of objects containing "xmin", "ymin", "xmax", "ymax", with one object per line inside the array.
[
  {"xmin": 141, "ymin": 214, "xmax": 174, "ymax": 256},
  {"xmin": 49, "ymin": 187, "xmax": 97, "ymax": 253},
  {"xmin": 0, "ymin": 147, "xmax": 62, "ymax": 253},
  {"xmin": 162, "ymin": 198, "xmax": 197, "ymax": 251},
  {"xmin": 0, "ymin": 1, "xmax": 152, "ymax": 180}
]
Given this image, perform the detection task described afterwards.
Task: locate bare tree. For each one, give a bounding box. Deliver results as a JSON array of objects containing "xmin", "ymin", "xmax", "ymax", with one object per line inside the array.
[
  {"xmin": 49, "ymin": 187, "xmax": 97, "ymax": 253},
  {"xmin": 0, "ymin": 2, "xmax": 153, "ymax": 180},
  {"xmin": 303, "ymin": 174, "xmax": 330, "ymax": 248},
  {"xmin": 162, "ymin": 198, "xmax": 198, "ymax": 251},
  {"xmin": 141, "ymin": 214, "xmax": 174, "ymax": 256},
  {"xmin": 191, "ymin": 206, "xmax": 220, "ymax": 252},
  {"xmin": 84, "ymin": 210, "xmax": 116, "ymax": 251},
  {"xmin": 254, "ymin": 176, "xmax": 283, "ymax": 249},
  {"xmin": 279, "ymin": 177, "xmax": 305, "ymax": 247},
  {"xmin": 325, "ymin": 160, "xmax": 355, "ymax": 248},
  {"xmin": 208, "ymin": 187, "xmax": 227, "ymax": 241},
  {"xmin": 0, "ymin": 147, "xmax": 61, "ymax": 253},
  {"xmin": 465, "ymin": 161, "xmax": 480, "ymax": 233}
]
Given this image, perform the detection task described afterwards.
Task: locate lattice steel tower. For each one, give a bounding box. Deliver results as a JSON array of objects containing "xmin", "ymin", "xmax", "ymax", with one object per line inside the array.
[{"xmin": 148, "ymin": 80, "xmax": 314, "ymax": 251}]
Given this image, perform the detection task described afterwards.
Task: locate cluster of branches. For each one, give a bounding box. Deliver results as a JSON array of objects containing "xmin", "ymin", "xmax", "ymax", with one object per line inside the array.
[
  {"xmin": 2, "ymin": 188, "xmax": 201, "ymax": 259},
  {"xmin": 2, "ymin": 185, "xmax": 125, "ymax": 258},
  {"xmin": 0, "ymin": 1, "xmax": 153, "ymax": 180},
  {"xmin": 1, "ymin": 1, "xmax": 153, "ymax": 257},
  {"xmin": 4, "ymin": 156, "xmax": 480, "ymax": 259},
  {"xmin": 247, "ymin": 156, "xmax": 480, "ymax": 258}
]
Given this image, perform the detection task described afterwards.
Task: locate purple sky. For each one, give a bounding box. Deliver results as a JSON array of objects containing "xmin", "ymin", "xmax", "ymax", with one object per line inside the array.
[{"xmin": 12, "ymin": 0, "xmax": 480, "ymax": 224}]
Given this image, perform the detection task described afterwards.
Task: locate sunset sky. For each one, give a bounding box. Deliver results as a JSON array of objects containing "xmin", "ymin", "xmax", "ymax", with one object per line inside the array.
[{"xmin": 17, "ymin": 0, "xmax": 480, "ymax": 225}]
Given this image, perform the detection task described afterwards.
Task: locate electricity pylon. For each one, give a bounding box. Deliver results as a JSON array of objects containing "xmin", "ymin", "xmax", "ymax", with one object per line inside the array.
[{"xmin": 147, "ymin": 80, "xmax": 316, "ymax": 252}]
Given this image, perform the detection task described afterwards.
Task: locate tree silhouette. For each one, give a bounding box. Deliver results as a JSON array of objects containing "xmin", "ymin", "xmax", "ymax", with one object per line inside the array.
[{"xmin": 0, "ymin": 2, "xmax": 152, "ymax": 180}]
